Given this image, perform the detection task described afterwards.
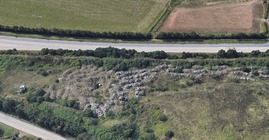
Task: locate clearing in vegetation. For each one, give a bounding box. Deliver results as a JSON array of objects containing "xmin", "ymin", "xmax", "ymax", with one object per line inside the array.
[
  {"xmin": 159, "ymin": 0, "xmax": 264, "ymax": 33},
  {"xmin": 0, "ymin": 0, "xmax": 168, "ymax": 33}
]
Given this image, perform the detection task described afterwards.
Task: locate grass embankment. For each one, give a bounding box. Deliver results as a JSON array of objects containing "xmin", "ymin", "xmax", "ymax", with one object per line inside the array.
[{"xmin": 0, "ymin": 0, "xmax": 167, "ymax": 33}]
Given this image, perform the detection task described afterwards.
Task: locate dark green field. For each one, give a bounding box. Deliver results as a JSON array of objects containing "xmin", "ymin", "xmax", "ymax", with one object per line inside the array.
[{"xmin": 0, "ymin": 0, "xmax": 168, "ymax": 32}]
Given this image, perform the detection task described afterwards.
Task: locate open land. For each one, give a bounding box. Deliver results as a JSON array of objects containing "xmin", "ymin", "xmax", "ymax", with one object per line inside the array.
[
  {"xmin": 159, "ymin": 0, "xmax": 263, "ymax": 33},
  {"xmin": 0, "ymin": 0, "xmax": 168, "ymax": 32},
  {"xmin": 0, "ymin": 54, "xmax": 269, "ymax": 139}
]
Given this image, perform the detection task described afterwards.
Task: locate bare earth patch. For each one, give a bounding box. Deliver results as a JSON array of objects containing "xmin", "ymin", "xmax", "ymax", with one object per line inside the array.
[{"xmin": 159, "ymin": 0, "xmax": 262, "ymax": 33}]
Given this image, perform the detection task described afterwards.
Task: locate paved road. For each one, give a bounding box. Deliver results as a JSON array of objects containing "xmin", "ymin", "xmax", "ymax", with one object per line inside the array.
[
  {"xmin": 0, "ymin": 112, "xmax": 67, "ymax": 140},
  {"xmin": 0, "ymin": 35, "xmax": 269, "ymax": 52}
]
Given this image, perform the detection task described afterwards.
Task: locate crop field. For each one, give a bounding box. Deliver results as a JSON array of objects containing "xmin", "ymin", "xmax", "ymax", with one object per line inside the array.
[
  {"xmin": 0, "ymin": 0, "xmax": 168, "ymax": 32},
  {"xmin": 159, "ymin": 0, "xmax": 263, "ymax": 33}
]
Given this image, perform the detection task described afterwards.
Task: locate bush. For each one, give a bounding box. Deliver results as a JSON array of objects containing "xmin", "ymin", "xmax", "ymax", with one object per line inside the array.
[
  {"xmin": 165, "ymin": 131, "xmax": 174, "ymax": 138},
  {"xmin": 159, "ymin": 114, "xmax": 168, "ymax": 122}
]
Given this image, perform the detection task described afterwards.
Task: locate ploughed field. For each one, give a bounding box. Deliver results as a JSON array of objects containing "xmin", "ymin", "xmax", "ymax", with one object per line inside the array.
[
  {"xmin": 0, "ymin": 0, "xmax": 168, "ymax": 32},
  {"xmin": 159, "ymin": 0, "xmax": 263, "ymax": 33}
]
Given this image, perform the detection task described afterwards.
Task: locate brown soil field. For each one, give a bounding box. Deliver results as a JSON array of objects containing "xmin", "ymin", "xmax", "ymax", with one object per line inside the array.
[{"xmin": 159, "ymin": 0, "xmax": 263, "ymax": 33}]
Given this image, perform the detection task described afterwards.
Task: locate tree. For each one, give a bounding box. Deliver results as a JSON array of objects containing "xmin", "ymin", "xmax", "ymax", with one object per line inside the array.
[
  {"xmin": 217, "ymin": 49, "xmax": 226, "ymax": 58},
  {"xmin": 159, "ymin": 114, "xmax": 168, "ymax": 122},
  {"xmin": 82, "ymin": 109, "xmax": 97, "ymax": 118},
  {"xmin": 2, "ymin": 100, "xmax": 16, "ymax": 113},
  {"xmin": 165, "ymin": 131, "xmax": 174, "ymax": 138},
  {"xmin": 250, "ymin": 50, "xmax": 261, "ymax": 57},
  {"xmin": 226, "ymin": 49, "xmax": 239, "ymax": 58},
  {"xmin": 40, "ymin": 48, "xmax": 49, "ymax": 55},
  {"xmin": 77, "ymin": 132, "xmax": 92, "ymax": 140},
  {"xmin": 0, "ymin": 100, "xmax": 3, "ymax": 110}
]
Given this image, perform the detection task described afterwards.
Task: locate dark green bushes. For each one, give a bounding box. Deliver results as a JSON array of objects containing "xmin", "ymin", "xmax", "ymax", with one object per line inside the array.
[
  {"xmin": 156, "ymin": 32, "xmax": 268, "ymax": 40},
  {"xmin": 0, "ymin": 25, "xmax": 152, "ymax": 40},
  {"xmin": 159, "ymin": 114, "xmax": 168, "ymax": 122},
  {"xmin": 1, "ymin": 25, "xmax": 266, "ymax": 40},
  {"xmin": 165, "ymin": 131, "xmax": 174, "ymax": 138}
]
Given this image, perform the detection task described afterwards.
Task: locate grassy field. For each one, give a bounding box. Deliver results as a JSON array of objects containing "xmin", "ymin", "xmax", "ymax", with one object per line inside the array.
[
  {"xmin": 0, "ymin": 122, "xmax": 18, "ymax": 139},
  {"xmin": 0, "ymin": 0, "xmax": 168, "ymax": 33},
  {"xmin": 140, "ymin": 77, "xmax": 269, "ymax": 139},
  {"xmin": 0, "ymin": 0, "xmax": 267, "ymax": 40}
]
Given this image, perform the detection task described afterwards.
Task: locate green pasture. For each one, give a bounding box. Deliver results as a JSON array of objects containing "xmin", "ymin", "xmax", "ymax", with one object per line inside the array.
[{"xmin": 0, "ymin": 0, "xmax": 168, "ymax": 32}]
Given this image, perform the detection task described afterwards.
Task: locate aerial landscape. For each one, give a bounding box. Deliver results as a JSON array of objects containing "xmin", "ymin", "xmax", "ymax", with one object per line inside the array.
[{"xmin": 0, "ymin": 0, "xmax": 269, "ymax": 140}]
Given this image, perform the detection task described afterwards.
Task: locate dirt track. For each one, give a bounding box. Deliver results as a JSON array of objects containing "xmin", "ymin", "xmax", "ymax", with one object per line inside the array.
[{"xmin": 160, "ymin": 0, "xmax": 261, "ymax": 33}]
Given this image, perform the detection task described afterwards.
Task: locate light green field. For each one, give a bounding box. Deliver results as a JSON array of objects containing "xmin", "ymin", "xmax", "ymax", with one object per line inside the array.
[{"xmin": 0, "ymin": 0, "xmax": 168, "ymax": 32}]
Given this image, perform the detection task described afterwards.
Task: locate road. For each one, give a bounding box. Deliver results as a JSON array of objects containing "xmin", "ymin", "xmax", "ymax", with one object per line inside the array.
[
  {"xmin": 0, "ymin": 112, "xmax": 67, "ymax": 140},
  {"xmin": 0, "ymin": 35, "xmax": 269, "ymax": 52}
]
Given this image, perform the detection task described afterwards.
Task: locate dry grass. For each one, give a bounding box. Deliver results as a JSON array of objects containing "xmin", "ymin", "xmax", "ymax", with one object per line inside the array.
[{"xmin": 138, "ymin": 72, "xmax": 269, "ymax": 139}]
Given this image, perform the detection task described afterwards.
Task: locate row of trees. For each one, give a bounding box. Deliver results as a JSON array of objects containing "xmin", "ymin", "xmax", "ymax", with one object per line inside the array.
[
  {"xmin": 36, "ymin": 47, "xmax": 269, "ymax": 59},
  {"xmin": 0, "ymin": 25, "xmax": 267, "ymax": 40},
  {"xmin": 156, "ymin": 32, "xmax": 268, "ymax": 40},
  {"xmin": 1, "ymin": 47, "xmax": 269, "ymax": 60},
  {"xmin": 0, "ymin": 25, "xmax": 152, "ymax": 40},
  {"xmin": 39, "ymin": 47, "xmax": 169, "ymax": 59}
]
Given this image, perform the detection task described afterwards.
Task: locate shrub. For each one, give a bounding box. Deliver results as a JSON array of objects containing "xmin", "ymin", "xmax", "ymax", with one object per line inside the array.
[
  {"xmin": 159, "ymin": 114, "xmax": 168, "ymax": 122},
  {"xmin": 165, "ymin": 131, "xmax": 174, "ymax": 138}
]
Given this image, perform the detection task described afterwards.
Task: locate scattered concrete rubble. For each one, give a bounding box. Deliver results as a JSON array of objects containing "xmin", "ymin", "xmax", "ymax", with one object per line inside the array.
[
  {"xmin": 18, "ymin": 84, "xmax": 27, "ymax": 95},
  {"xmin": 45, "ymin": 64, "xmax": 269, "ymax": 117}
]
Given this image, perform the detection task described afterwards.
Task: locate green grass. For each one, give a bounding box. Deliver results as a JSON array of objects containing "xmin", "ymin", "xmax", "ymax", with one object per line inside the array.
[
  {"xmin": 0, "ymin": 0, "xmax": 168, "ymax": 33},
  {"xmin": 0, "ymin": 122, "xmax": 19, "ymax": 138}
]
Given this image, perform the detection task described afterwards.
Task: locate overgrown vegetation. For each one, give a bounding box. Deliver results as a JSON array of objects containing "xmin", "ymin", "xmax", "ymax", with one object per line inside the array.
[
  {"xmin": 0, "ymin": 123, "xmax": 19, "ymax": 139},
  {"xmin": 1, "ymin": 49, "xmax": 269, "ymax": 139}
]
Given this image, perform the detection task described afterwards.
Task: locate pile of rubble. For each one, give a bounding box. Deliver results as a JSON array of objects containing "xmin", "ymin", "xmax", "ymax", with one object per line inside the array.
[{"xmin": 45, "ymin": 64, "xmax": 269, "ymax": 117}]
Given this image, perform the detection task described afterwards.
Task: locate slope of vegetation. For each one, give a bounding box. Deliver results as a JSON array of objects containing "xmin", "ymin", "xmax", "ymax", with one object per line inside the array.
[{"xmin": 0, "ymin": 48, "xmax": 269, "ymax": 139}]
